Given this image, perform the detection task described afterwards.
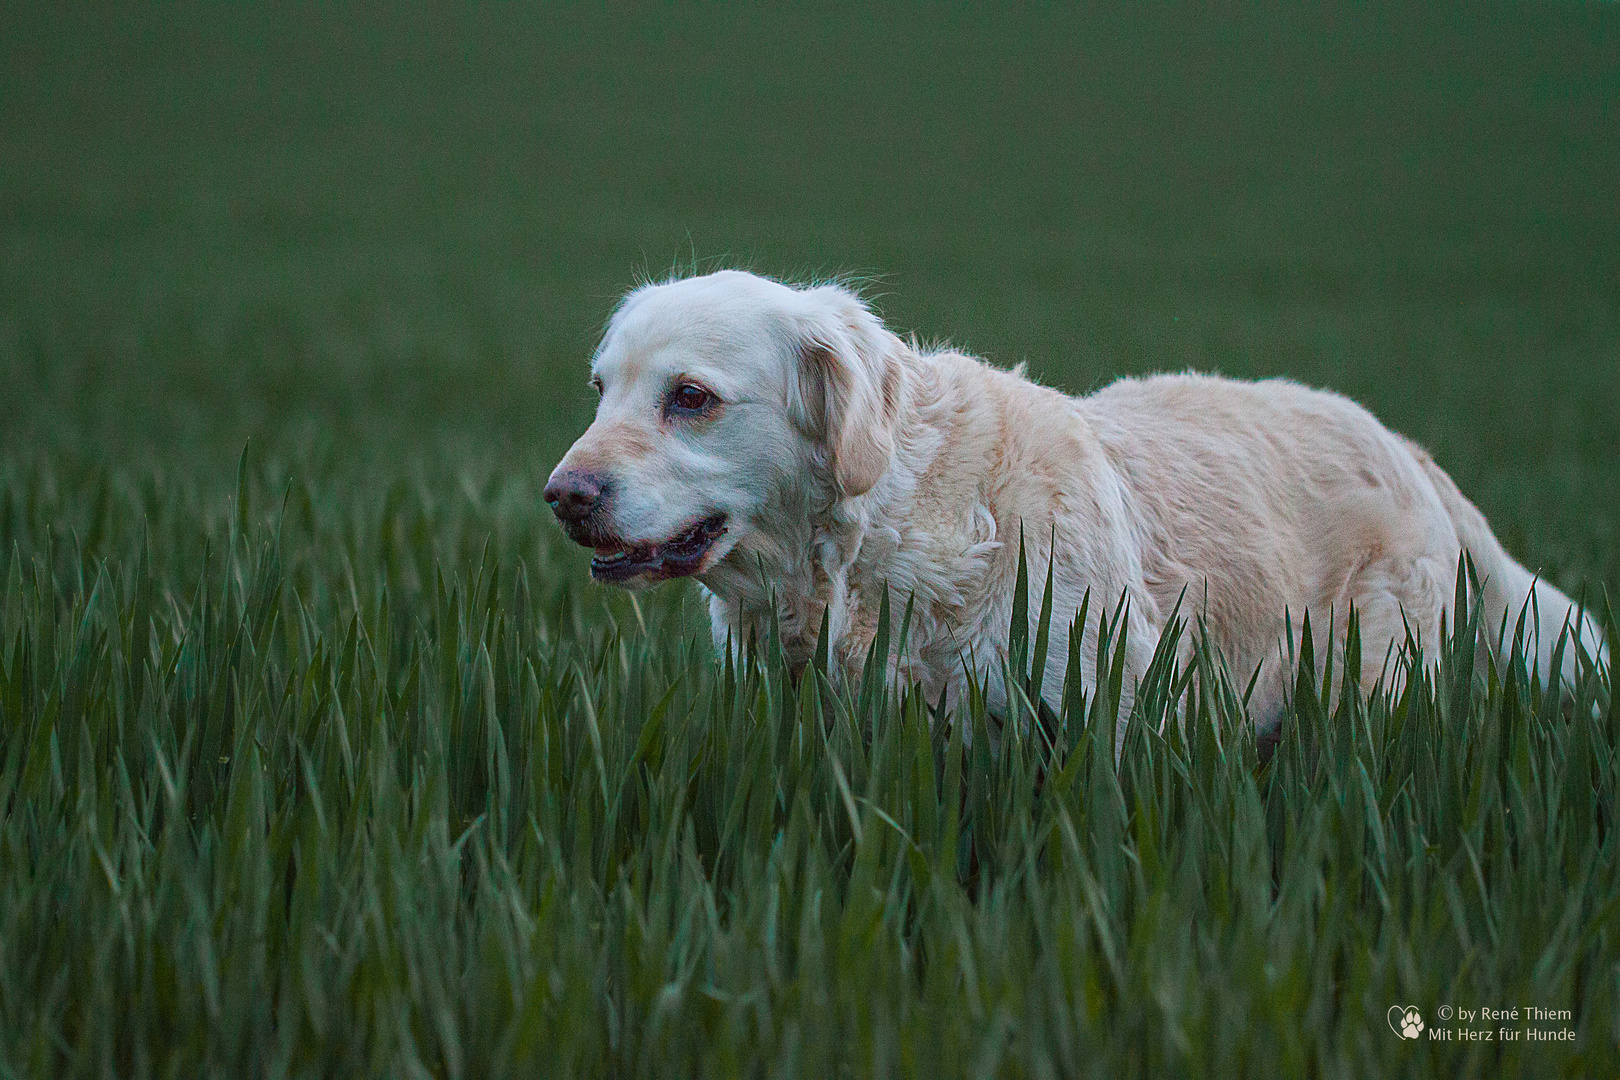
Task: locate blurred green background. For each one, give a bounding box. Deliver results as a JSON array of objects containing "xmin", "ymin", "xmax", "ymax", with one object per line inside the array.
[{"xmin": 3, "ymin": 2, "xmax": 1617, "ymax": 587}]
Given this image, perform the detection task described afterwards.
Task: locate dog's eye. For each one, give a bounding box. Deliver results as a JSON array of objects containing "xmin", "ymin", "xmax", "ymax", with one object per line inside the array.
[
  {"xmin": 589, "ymin": 376, "xmax": 603, "ymax": 396},
  {"xmin": 669, "ymin": 384, "xmax": 714, "ymax": 413}
]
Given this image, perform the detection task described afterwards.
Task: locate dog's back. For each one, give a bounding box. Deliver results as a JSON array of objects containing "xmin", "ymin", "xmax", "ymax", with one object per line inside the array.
[{"xmin": 1078, "ymin": 372, "xmax": 1603, "ymax": 713}]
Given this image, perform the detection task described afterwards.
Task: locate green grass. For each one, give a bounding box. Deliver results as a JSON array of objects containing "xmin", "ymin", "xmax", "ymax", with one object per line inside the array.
[
  {"xmin": 0, "ymin": 465, "xmax": 1614, "ymax": 1077},
  {"xmin": 3, "ymin": 3, "xmax": 1619, "ymax": 1076}
]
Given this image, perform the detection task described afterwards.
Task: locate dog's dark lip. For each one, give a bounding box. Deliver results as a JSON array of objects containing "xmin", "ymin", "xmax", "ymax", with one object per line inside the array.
[{"xmin": 588, "ymin": 513, "xmax": 728, "ymax": 583}]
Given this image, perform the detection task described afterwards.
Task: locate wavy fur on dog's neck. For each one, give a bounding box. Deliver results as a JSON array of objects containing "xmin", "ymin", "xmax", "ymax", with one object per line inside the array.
[{"xmin": 698, "ymin": 329, "xmax": 1151, "ymax": 715}]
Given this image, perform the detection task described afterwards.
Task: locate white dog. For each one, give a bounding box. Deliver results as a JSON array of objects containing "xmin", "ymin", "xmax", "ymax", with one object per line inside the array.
[{"xmin": 546, "ymin": 270, "xmax": 1605, "ymax": 740}]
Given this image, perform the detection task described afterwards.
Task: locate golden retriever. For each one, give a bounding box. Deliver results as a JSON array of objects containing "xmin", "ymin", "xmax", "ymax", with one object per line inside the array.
[{"xmin": 546, "ymin": 270, "xmax": 1604, "ymax": 739}]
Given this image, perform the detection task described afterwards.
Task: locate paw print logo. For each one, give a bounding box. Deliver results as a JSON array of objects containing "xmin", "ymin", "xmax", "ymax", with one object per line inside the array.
[{"xmin": 1387, "ymin": 1005, "xmax": 1425, "ymax": 1040}]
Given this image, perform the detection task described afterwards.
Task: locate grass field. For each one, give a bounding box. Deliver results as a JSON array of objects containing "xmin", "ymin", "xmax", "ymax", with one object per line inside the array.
[{"xmin": 3, "ymin": 4, "xmax": 1619, "ymax": 1077}]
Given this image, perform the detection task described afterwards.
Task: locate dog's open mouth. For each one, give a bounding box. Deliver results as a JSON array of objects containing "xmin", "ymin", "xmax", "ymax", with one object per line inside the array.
[{"xmin": 590, "ymin": 513, "xmax": 728, "ymax": 583}]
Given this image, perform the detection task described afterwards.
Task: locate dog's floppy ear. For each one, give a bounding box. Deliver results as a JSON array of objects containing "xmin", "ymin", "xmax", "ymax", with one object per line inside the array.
[{"xmin": 789, "ymin": 285, "xmax": 903, "ymax": 498}]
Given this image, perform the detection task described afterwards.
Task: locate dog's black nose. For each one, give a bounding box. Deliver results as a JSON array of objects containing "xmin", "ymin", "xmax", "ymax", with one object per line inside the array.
[{"xmin": 544, "ymin": 471, "xmax": 604, "ymax": 522}]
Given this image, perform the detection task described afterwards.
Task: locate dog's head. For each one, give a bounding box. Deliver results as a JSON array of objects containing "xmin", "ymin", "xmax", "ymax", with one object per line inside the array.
[{"xmin": 545, "ymin": 270, "xmax": 902, "ymax": 587}]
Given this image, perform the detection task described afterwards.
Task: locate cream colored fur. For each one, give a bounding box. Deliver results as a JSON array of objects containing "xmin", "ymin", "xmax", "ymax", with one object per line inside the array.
[{"xmin": 550, "ymin": 270, "xmax": 1607, "ymax": 740}]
